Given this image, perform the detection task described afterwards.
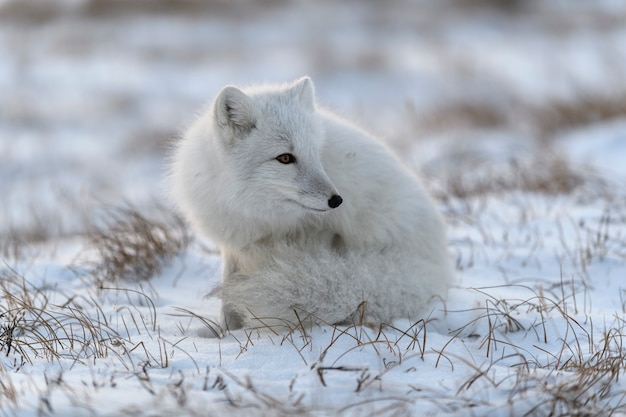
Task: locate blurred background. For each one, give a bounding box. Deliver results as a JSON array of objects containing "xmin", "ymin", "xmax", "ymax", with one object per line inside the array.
[{"xmin": 1, "ymin": 0, "xmax": 625, "ymax": 242}]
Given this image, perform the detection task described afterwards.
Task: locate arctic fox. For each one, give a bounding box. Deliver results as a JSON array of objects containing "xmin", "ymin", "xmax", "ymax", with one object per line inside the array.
[{"xmin": 169, "ymin": 77, "xmax": 454, "ymax": 331}]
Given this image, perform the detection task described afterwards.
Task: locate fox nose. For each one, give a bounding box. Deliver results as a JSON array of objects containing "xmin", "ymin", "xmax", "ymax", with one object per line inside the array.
[{"xmin": 328, "ymin": 194, "xmax": 343, "ymax": 209}]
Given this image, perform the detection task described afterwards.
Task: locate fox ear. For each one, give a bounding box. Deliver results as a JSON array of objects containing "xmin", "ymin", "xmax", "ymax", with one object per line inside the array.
[
  {"xmin": 214, "ymin": 86, "xmax": 257, "ymax": 141},
  {"xmin": 291, "ymin": 76, "xmax": 315, "ymax": 111}
]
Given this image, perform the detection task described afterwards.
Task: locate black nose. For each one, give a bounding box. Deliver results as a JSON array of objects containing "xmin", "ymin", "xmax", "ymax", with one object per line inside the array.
[{"xmin": 328, "ymin": 194, "xmax": 343, "ymax": 209}]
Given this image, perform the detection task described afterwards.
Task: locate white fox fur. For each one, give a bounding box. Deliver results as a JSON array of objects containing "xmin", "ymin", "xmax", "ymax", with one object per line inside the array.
[{"xmin": 169, "ymin": 77, "xmax": 454, "ymax": 330}]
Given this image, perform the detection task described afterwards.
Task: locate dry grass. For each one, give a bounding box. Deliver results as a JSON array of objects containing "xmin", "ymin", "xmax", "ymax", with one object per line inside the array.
[
  {"xmin": 0, "ymin": 207, "xmax": 67, "ymax": 260},
  {"xmin": 433, "ymin": 181, "xmax": 626, "ymax": 415},
  {"xmin": 1, "ymin": 0, "xmax": 625, "ymax": 414},
  {"xmin": 0, "ymin": 265, "xmax": 120, "ymax": 366},
  {"xmin": 0, "ymin": 0, "xmax": 285, "ymax": 23},
  {"xmin": 3, "ymin": 260, "xmax": 626, "ymax": 416},
  {"xmin": 410, "ymin": 90, "xmax": 624, "ymax": 202},
  {"xmin": 1, "ymin": 93, "xmax": 624, "ymax": 417},
  {"xmin": 83, "ymin": 204, "xmax": 189, "ymax": 288},
  {"xmin": 414, "ymin": 90, "xmax": 626, "ymax": 139},
  {"xmin": 434, "ymin": 283, "xmax": 626, "ymax": 416},
  {"xmin": 526, "ymin": 329, "xmax": 626, "ymax": 416},
  {"xmin": 0, "ymin": 224, "xmax": 49, "ymax": 261},
  {"xmin": 160, "ymin": 304, "xmax": 433, "ymax": 414},
  {"xmin": 417, "ymin": 100, "xmax": 511, "ymax": 132},
  {"xmin": 150, "ymin": 290, "xmax": 626, "ymax": 416},
  {"xmin": 436, "ymin": 150, "xmax": 593, "ymax": 201},
  {"xmin": 534, "ymin": 93, "xmax": 626, "ymax": 139}
]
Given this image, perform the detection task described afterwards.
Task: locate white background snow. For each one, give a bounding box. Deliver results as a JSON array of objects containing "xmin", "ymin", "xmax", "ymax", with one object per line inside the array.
[{"xmin": 2, "ymin": 1, "xmax": 626, "ymax": 416}]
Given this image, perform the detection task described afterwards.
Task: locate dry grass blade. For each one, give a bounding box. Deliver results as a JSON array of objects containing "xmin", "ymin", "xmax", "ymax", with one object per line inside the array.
[
  {"xmin": 168, "ymin": 307, "xmax": 225, "ymax": 339},
  {"xmin": 0, "ymin": 364, "xmax": 19, "ymax": 411}
]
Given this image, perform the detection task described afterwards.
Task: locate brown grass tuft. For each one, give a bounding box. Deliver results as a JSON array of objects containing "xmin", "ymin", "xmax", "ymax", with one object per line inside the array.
[
  {"xmin": 439, "ymin": 151, "xmax": 590, "ymax": 200},
  {"xmin": 412, "ymin": 90, "xmax": 626, "ymax": 140},
  {"xmin": 418, "ymin": 101, "xmax": 510, "ymax": 132},
  {"xmin": 85, "ymin": 204, "xmax": 190, "ymax": 287},
  {"xmin": 535, "ymin": 92, "xmax": 626, "ymax": 139}
]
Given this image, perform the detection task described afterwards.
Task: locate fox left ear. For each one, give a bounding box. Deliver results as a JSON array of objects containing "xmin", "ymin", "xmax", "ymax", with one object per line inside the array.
[
  {"xmin": 291, "ymin": 76, "xmax": 315, "ymax": 111},
  {"xmin": 214, "ymin": 86, "xmax": 258, "ymax": 143}
]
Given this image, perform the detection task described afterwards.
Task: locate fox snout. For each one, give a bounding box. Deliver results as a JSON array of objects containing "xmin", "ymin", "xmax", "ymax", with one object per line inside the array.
[
  {"xmin": 328, "ymin": 194, "xmax": 343, "ymax": 209},
  {"xmin": 298, "ymin": 166, "xmax": 343, "ymax": 212}
]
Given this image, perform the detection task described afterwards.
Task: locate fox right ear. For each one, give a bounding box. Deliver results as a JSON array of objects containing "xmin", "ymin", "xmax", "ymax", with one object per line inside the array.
[
  {"xmin": 214, "ymin": 86, "xmax": 257, "ymax": 142},
  {"xmin": 291, "ymin": 76, "xmax": 315, "ymax": 111}
]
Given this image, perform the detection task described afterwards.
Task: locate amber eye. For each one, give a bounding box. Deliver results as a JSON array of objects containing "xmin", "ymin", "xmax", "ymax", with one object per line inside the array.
[{"xmin": 276, "ymin": 153, "xmax": 296, "ymax": 164}]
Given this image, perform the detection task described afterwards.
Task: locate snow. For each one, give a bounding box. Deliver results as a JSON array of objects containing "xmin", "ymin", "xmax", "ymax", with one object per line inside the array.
[{"xmin": 2, "ymin": 1, "xmax": 626, "ymax": 416}]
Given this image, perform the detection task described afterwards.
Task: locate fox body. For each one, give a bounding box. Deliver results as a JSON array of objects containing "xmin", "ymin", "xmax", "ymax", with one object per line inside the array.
[{"xmin": 170, "ymin": 77, "xmax": 454, "ymax": 330}]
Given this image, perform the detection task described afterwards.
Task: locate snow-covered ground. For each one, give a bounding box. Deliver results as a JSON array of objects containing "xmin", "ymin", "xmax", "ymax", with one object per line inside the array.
[{"xmin": 2, "ymin": 1, "xmax": 626, "ymax": 416}]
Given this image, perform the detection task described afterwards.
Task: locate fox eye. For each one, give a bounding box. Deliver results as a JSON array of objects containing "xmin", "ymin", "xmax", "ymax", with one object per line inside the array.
[{"xmin": 276, "ymin": 153, "xmax": 296, "ymax": 164}]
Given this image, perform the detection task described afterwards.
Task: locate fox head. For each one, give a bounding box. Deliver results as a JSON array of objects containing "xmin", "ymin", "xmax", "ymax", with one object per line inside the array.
[{"xmin": 211, "ymin": 77, "xmax": 342, "ymax": 224}]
